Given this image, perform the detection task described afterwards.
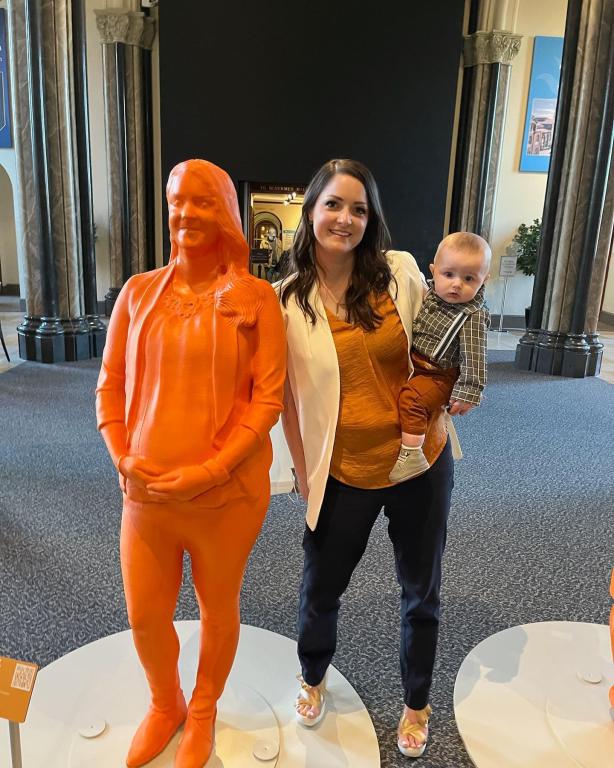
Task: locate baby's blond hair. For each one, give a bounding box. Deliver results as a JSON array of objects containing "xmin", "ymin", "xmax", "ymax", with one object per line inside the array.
[{"xmin": 435, "ymin": 232, "xmax": 492, "ymax": 273}]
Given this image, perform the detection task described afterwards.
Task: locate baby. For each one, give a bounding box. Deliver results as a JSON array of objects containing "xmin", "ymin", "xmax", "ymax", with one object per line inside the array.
[{"xmin": 390, "ymin": 232, "xmax": 491, "ymax": 482}]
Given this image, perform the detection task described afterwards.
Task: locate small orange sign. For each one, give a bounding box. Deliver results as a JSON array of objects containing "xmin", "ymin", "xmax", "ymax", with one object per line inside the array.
[{"xmin": 0, "ymin": 656, "xmax": 38, "ymax": 723}]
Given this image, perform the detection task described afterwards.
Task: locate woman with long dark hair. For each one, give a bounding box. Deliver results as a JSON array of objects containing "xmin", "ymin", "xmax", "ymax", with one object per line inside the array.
[{"xmin": 278, "ymin": 158, "xmax": 454, "ymax": 758}]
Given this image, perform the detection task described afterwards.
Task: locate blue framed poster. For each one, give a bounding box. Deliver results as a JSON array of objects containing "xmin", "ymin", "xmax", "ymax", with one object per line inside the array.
[
  {"xmin": 0, "ymin": 8, "xmax": 12, "ymax": 149},
  {"xmin": 519, "ymin": 36, "xmax": 564, "ymax": 173}
]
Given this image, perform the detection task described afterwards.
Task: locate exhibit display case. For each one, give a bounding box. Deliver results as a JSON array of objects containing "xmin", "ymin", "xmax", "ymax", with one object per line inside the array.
[{"xmin": 240, "ymin": 182, "xmax": 305, "ymax": 281}]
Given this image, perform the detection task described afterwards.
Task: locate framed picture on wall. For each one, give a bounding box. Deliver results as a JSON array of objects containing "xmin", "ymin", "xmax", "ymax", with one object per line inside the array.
[
  {"xmin": 519, "ymin": 36, "xmax": 564, "ymax": 173},
  {"xmin": 0, "ymin": 9, "xmax": 12, "ymax": 149}
]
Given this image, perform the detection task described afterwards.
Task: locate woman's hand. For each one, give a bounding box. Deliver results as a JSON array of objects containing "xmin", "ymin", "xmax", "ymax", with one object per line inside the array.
[
  {"xmin": 293, "ymin": 469, "xmax": 309, "ymax": 501},
  {"xmin": 448, "ymin": 399, "xmax": 475, "ymax": 416},
  {"xmin": 146, "ymin": 462, "xmax": 228, "ymax": 502},
  {"xmin": 118, "ymin": 455, "xmax": 163, "ymax": 486}
]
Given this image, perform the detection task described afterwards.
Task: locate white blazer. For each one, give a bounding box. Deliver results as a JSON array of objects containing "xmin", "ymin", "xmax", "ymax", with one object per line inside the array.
[{"xmin": 277, "ymin": 250, "xmax": 446, "ymax": 530}]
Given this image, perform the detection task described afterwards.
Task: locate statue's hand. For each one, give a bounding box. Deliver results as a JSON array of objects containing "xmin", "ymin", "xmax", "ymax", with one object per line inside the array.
[
  {"xmin": 119, "ymin": 455, "xmax": 164, "ymax": 486},
  {"xmin": 147, "ymin": 462, "xmax": 227, "ymax": 502}
]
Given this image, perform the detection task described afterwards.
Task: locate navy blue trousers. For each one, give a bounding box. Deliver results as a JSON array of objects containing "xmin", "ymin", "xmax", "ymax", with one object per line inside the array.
[{"xmin": 297, "ymin": 440, "xmax": 453, "ymax": 709}]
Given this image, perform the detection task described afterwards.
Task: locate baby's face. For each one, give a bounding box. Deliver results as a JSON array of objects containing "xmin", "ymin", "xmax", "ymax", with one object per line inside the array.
[{"xmin": 429, "ymin": 246, "xmax": 489, "ymax": 304}]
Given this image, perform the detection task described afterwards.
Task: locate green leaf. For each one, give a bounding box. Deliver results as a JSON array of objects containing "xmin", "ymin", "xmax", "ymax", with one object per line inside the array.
[{"xmin": 512, "ymin": 219, "xmax": 541, "ymax": 276}]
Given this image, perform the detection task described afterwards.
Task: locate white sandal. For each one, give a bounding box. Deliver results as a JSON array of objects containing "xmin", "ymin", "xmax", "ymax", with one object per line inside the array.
[
  {"xmin": 397, "ymin": 704, "xmax": 432, "ymax": 758},
  {"xmin": 295, "ymin": 674, "xmax": 326, "ymax": 727}
]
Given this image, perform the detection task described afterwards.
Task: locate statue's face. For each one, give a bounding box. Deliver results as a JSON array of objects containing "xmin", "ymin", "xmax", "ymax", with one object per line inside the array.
[{"xmin": 167, "ymin": 170, "xmax": 221, "ymax": 252}]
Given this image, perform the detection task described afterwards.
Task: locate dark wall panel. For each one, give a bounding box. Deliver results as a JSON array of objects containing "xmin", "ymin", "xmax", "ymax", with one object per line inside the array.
[{"xmin": 159, "ymin": 1, "xmax": 465, "ymax": 270}]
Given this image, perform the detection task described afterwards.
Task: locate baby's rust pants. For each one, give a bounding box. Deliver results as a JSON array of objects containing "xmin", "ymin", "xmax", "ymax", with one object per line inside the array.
[{"xmin": 398, "ymin": 350, "xmax": 459, "ymax": 435}]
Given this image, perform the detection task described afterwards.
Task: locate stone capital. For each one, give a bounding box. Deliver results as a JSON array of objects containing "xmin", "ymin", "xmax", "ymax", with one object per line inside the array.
[
  {"xmin": 463, "ymin": 30, "xmax": 522, "ymax": 67},
  {"xmin": 94, "ymin": 9, "xmax": 156, "ymax": 49}
]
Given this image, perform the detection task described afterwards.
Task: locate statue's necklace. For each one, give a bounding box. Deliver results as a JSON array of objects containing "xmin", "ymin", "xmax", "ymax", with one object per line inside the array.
[{"xmin": 163, "ymin": 282, "xmax": 214, "ymax": 319}]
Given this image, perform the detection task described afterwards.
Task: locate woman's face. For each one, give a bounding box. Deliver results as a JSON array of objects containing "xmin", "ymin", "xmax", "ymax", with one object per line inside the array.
[
  {"xmin": 309, "ymin": 173, "xmax": 369, "ymax": 259},
  {"xmin": 167, "ymin": 170, "xmax": 221, "ymax": 253}
]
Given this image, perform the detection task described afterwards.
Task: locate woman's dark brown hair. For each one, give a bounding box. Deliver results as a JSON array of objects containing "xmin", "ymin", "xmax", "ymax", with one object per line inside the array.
[{"xmin": 280, "ymin": 159, "xmax": 394, "ymax": 330}]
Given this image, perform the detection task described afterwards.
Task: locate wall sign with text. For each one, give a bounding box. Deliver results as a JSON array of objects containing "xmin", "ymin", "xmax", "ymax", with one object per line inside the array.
[
  {"xmin": 499, "ymin": 255, "xmax": 518, "ymax": 277},
  {"xmin": 0, "ymin": 9, "xmax": 12, "ymax": 149},
  {"xmin": 519, "ymin": 36, "xmax": 564, "ymax": 174}
]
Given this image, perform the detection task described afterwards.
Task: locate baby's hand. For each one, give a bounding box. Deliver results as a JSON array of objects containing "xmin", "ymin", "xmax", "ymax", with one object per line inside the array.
[{"xmin": 448, "ymin": 399, "xmax": 475, "ymax": 416}]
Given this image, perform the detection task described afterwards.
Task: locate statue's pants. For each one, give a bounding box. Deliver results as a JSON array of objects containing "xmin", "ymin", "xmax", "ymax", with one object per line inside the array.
[{"xmin": 120, "ymin": 492, "xmax": 269, "ymax": 718}]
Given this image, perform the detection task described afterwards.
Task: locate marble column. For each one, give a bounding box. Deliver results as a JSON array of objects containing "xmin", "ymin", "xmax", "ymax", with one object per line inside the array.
[
  {"xmin": 515, "ymin": 0, "xmax": 613, "ymax": 378},
  {"xmin": 8, "ymin": 0, "xmax": 104, "ymax": 362},
  {"xmin": 450, "ymin": 29, "xmax": 522, "ymax": 241},
  {"xmin": 94, "ymin": 7, "xmax": 155, "ymax": 314},
  {"xmin": 72, "ymin": 0, "xmax": 107, "ymax": 357}
]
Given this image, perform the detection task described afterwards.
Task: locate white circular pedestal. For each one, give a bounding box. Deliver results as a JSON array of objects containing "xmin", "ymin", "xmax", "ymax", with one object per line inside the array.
[
  {"xmin": 11, "ymin": 621, "xmax": 380, "ymax": 767},
  {"xmin": 454, "ymin": 621, "xmax": 614, "ymax": 768}
]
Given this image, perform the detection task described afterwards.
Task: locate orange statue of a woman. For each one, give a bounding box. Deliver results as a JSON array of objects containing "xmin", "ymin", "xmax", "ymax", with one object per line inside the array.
[{"xmin": 96, "ymin": 159, "xmax": 286, "ymax": 767}]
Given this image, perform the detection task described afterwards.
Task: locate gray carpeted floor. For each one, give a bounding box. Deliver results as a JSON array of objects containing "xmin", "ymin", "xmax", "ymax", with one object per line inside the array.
[{"xmin": 1, "ymin": 351, "xmax": 612, "ymax": 767}]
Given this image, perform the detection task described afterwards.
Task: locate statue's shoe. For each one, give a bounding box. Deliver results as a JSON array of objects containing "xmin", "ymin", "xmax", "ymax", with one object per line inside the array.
[
  {"xmin": 126, "ymin": 692, "xmax": 187, "ymax": 767},
  {"xmin": 174, "ymin": 707, "xmax": 216, "ymax": 768}
]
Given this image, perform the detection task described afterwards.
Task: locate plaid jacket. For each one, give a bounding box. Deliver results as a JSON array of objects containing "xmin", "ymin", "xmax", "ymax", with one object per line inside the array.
[{"xmin": 412, "ymin": 283, "xmax": 490, "ymax": 405}]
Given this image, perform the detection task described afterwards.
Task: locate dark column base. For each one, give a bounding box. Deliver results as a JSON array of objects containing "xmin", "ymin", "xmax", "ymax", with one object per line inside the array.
[
  {"xmin": 586, "ymin": 333, "xmax": 603, "ymax": 376},
  {"xmin": 90, "ymin": 328, "xmax": 106, "ymax": 358},
  {"xmin": 514, "ymin": 328, "xmax": 540, "ymax": 371},
  {"xmin": 559, "ymin": 333, "xmax": 590, "ymax": 378},
  {"xmin": 87, "ymin": 315, "xmax": 107, "ymax": 358},
  {"xmin": 515, "ymin": 340, "xmax": 535, "ymax": 370},
  {"xmin": 535, "ymin": 331, "xmax": 567, "ymax": 375},
  {"xmin": 17, "ymin": 316, "xmax": 40, "ymax": 360},
  {"xmin": 105, "ymin": 287, "xmax": 121, "ymax": 316},
  {"xmin": 18, "ymin": 315, "xmax": 108, "ymax": 363},
  {"xmin": 62, "ymin": 318, "xmax": 92, "ymax": 362},
  {"xmin": 36, "ymin": 317, "xmax": 66, "ymax": 364},
  {"xmin": 18, "ymin": 316, "xmax": 66, "ymax": 363},
  {"xmin": 36, "ymin": 331, "xmax": 67, "ymax": 364},
  {"xmin": 515, "ymin": 330, "xmax": 602, "ymax": 378}
]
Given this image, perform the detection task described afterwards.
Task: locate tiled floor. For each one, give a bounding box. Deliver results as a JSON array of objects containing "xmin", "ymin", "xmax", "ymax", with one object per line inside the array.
[
  {"xmin": 599, "ymin": 334, "xmax": 614, "ymax": 384},
  {"xmin": 1, "ymin": 299, "xmax": 613, "ymax": 383},
  {"xmin": 0, "ymin": 300, "xmax": 22, "ymax": 374}
]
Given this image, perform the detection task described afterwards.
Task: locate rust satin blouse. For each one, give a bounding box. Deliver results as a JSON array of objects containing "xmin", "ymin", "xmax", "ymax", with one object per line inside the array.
[{"xmin": 327, "ymin": 292, "xmax": 447, "ymax": 488}]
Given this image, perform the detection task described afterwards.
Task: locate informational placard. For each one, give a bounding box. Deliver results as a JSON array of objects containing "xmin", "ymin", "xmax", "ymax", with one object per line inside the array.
[
  {"xmin": 0, "ymin": 9, "xmax": 12, "ymax": 149},
  {"xmin": 520, "ymin": 36, "xmax": 564, "ymax": 173},
  {"xmin": 282, "ymin": 228, "xmax": 296, "ymax": 250},
  {"xmin": 499, "ymin": 255, "xmax": 518, "ymax": 277},
  {"xmin": 0, "ymin": 656, "xmax": 38, "ymax": 723}
]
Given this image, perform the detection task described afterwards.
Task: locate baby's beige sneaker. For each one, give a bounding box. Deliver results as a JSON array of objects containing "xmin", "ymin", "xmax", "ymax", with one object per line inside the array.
[{"xmin": 389, "ymin": 446, "xmax": 430, "ymax": 483}]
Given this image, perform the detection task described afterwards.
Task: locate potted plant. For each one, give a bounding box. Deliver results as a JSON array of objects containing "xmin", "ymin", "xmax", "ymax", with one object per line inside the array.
[{"xmin": 512, "ymin": 218, "xmax": 541, "ymax": 326}]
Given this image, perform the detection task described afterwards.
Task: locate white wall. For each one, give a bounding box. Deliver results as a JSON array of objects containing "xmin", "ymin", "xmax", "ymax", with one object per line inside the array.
[
  {"xmin": 487, "ymin": 0, "xmax": 567, "ymax": 316},
  {"xmin": 85, "ymin": 0, "xmax": 111, "ymax": 302},
  {"xmin": 602, "ymin": 257, "xmax": 614, "ymax": 314},
  {"xmin": 0, "ymin": 153, "xmax": 18, "ymax": 288}
]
